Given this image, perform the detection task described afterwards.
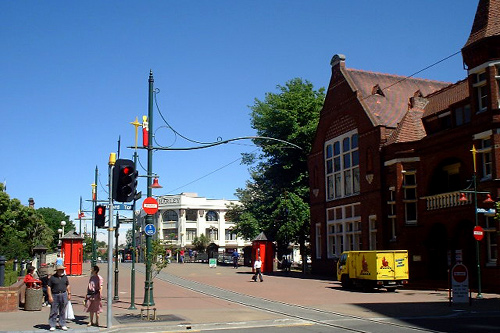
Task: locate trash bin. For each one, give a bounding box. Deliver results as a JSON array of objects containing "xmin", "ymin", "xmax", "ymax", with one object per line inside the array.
[{"xmin": 25, "ymin": 287, "xmax": 43, "ymax": 311}]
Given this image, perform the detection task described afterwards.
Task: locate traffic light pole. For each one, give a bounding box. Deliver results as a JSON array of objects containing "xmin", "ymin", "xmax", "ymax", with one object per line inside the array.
[
  {"xmin": 114, "ymin": 212, "xmax": 120, "ymax": 301},
  {"xmin": 128, "ymin": 150, "xmax": 138, "ymax": 310},
  {"xmin": 106, "ymin": 155, "xmax": 116, "ymax": 329},
  {"xmin": 91, "ymin": 166, "xmax": 98, "ymax": 267},
  {"xmin": 143, "ymin": 70, "xmax": 155, "ymax": 306}
]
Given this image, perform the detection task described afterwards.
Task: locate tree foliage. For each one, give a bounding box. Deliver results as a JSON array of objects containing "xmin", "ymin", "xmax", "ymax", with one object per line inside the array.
[
  {"xmin": 37, "ymin": 207, "xmax": 75, "ymax": 250},
  {"xmin": 0, "ymin": 184, "xmax": 54, "ymax": 259},
  {"xmin": 229, "ymin": 78, "xmax": 324, "ymax": 263},
  {"xmin": 192, "ymin": 234, "xmax": 210, "ymax": 253}
]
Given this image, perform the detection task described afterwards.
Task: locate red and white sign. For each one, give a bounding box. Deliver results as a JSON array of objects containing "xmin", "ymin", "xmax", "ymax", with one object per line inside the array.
[
  {"xmin": 473, "ymin": 226, "xmax": 484, "ymax": 241},
  {"xmin": 451, "ymin": 263, "xmax": 469, "ymax": 303},
  {"xmin": 142, "ymin": 197, "xmax": 158, "ymax": 215}
]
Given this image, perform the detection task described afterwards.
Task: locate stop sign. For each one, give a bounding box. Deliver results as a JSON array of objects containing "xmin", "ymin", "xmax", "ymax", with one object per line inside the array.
[
  {"xmin": 473, "ymin": 226, "xmax": 484, "ymax": 241},
  {"xmin": 142, "ymin": 197, "xmax": 158, "ymax": 215}
]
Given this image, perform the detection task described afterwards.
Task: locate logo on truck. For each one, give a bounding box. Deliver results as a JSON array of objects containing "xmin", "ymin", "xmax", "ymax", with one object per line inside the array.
[
  {"xmin": 360, "ymin": 255, "xmax": 371, "ymax": 275},
  {"xmin": 380, "ymin": 257, "xmax": 392, "ymax": 270}
]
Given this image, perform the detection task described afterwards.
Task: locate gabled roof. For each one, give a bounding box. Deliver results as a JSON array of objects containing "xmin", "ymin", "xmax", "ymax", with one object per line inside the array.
[
  {"xmin": 345, "ymin": 68, "xmax": 450, "ymax": 128},
  {"xmin": 423, "ymin": 79, "xmax": 469, "ymax": 117},
  {"xmin": 464, "ymin": 0, "xmax": 500, "ymax": 48}
]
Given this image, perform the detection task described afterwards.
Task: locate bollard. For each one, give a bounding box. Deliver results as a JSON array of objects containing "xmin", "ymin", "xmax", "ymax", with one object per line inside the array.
[
  {"xmin": 19, "ymin": 260, "xmax": 26, "ymax": 277},
  {"xmin": 0, "ymin": 256, "xmax": 6, "ymax": 286}
]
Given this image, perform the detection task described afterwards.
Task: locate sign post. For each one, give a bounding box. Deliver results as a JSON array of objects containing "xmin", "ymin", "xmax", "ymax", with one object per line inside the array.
[{"xmin": 450, "ymin": 263, "xmax": 469, "ymax": 304}]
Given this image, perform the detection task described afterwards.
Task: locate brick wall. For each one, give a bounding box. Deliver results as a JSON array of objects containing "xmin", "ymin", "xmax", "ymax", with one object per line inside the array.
[{"xmin": 0, "ymin": 279, "xmax": 24, "ymax": 312}]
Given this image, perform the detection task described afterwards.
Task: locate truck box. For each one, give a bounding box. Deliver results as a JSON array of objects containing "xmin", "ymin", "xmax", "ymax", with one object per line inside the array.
[{"xmin": 337, "ymin": 250, "xmax": 409, "ymax": 291}]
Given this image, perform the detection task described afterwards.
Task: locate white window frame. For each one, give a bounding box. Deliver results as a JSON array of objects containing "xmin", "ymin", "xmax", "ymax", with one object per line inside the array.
[
  {"xmin": 326, "ymin": 203, "xmax": 361, "ymax": 258},
  {"xmin": 315, "ymin": 223, "xmax": 322, "ymax": 259},
  {"xmin": 473, "ymin": 71, "xmax": 488, "ymax": 113},
  {"xmin": 387, "ymin": 186, "xmax": 397, "ymax": 240},
  {"xmin": 485, "ymin": 216, "xmax": 497, "ymax": 265},
  {"xmin": 369, "ymin": 215, "xmax": 377, "ymax": 250},
  {"xmin": 325, "ymin": 130, "xmax": 359, "ymax": 201},
  {"xmin": 403, "ymin": 171, "xmax": 417, "ymax": 225}
]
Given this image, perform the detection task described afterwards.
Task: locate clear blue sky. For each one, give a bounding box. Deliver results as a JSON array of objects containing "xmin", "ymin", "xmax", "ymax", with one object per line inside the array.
[{"xmin": 1, "ymin": 1, "xmax": 478, "ymax": 235}]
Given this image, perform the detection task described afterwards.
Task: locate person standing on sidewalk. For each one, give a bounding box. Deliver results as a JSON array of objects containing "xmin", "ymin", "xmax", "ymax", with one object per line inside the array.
[
  {"xmin": 252, "ymin": 256, "xmax": 263, "ymax": 282},
  {"xmin": 47, "ymin": 265, "xmax": 71, "ymax": 331},
  {"xmin": 84, "ymin": 265, "xmax": 103, "ymax": 327},
  {"xmin": 232, "ymin": 250, "xmax": 240, "ymax": 269}
]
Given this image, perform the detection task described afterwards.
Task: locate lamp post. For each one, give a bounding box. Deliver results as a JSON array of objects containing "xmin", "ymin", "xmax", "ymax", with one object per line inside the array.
[
  {"xmin": 60, "ymin": 221, "xmax": 66, "ymax": 237},
  {"xmin": 458, "ymin": 145, "xmax": 494, "ymax": 299}
]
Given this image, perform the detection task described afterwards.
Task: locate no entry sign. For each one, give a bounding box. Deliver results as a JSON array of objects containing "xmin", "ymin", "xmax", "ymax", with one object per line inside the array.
[
  {"xmin": 473, "ymin": 226, "xmax": 484, "ymax": 241},
  {"xmin": 142, "ymin": 197, "xmax": 159, "ymax": 215}
]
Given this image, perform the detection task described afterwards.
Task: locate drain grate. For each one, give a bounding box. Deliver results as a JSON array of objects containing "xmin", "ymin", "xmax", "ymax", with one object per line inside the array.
[{"xmin": 115, "ymin": 313, "xmax": 185, "ymax": 324}]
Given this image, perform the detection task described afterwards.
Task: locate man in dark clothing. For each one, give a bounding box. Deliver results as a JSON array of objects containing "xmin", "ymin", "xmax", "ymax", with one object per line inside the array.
[
  {"xmin": 47, "ymin": 265, "xmax": 71, "ymax": 331},
  {"xmin": 232, "ymin": 250, "xmax": 240, "ymax": 268}
]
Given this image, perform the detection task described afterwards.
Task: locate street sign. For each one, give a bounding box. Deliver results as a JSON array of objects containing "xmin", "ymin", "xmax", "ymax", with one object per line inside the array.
[
  {"xmin": 473, "ymin": 226, "xmax": 484, "ymax": 241},
  {"xmin": 144, "ymin": 224, "xmax": 156, "ymax": 236},
  {"xmin": 451, "ymin": 263, "xmax": 469, "ymax": 303},
  {"xmin": 113, "ymin": 203, "xmax": 133, "ymax": 210},
  {"xmin": 142, "ymin": 197, "xmax": 159, "ymax": 215},
  {"xmin": 476, "ymin": 208, "xmax": 496, "ymax": 214}
]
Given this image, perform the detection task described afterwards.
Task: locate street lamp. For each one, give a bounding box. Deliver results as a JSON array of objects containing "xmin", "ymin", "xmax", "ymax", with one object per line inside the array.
[
  {"xmin": 60, "ymin": 221, "xmax": 66, "ymax": 237},
  {"xmin": 458, "ymin": 145, "xmax": 493, "ymax": 299}
]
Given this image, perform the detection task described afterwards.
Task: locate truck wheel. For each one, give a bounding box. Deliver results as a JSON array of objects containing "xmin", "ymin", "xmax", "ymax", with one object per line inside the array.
[
  {"xmin": 341, "ymin": 275, "xmax": 351, "ymax": 289},
  {"xmin": 386, "ymin": 287, "xmax": 397, "ymax": 292}
]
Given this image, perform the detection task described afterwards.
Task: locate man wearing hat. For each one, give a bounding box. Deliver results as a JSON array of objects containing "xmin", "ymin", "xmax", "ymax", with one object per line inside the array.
[{"xmin": 47, "ymin": 265, "xmax": 71, "ymax": 331}]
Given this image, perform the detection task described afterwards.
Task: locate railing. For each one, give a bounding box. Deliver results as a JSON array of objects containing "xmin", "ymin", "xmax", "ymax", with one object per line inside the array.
[{"xmin": 421, "ymin": 191, "xmax": 470, "ymax": 210}]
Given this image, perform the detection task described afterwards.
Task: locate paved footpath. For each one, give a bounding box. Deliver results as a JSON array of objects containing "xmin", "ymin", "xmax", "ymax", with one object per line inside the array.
[{"xmin": 1, "ymin": 261, "xmax": 499, "ymax": 332}]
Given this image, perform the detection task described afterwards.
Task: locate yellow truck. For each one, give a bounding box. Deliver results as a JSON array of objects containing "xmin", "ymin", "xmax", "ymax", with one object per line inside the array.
[{"xmin": 337, "ymin": 250, "xmax": 409, "ymax": 291}]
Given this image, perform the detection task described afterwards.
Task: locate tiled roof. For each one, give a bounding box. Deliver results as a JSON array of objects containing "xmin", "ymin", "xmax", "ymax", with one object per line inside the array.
[
  {"xmin": 386, "ymin": 108, "xmax": 426, "ymax": 145},
  {"xmin": 423, "ymin": 79, "xmax": 469, "ymax": 117},
  {"xmin": 464, "ymin": 0, "xmax": 500, "ymax": 47},
  {"xmin": 345, "ymin": 68, "xmax": 450, "ymax": 127}
]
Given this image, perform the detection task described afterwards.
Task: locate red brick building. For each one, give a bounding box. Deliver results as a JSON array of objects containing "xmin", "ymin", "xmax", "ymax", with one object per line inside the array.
[{"xmin": 308, "ymin": 0, "xmax": 500, "ymax": 292}]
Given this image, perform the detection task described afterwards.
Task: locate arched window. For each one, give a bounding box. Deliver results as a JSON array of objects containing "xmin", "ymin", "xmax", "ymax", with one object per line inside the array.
[
  {"xmin": 206, "ymin": 210, "xmax": 219, "ymax": 221},
  {"xmin": 186, "ymin": 209, "xmax": 197, "ymax": 221},
  {"xmin": 162, "ymin": 210, "xmax": 178, "ymax": 222}
]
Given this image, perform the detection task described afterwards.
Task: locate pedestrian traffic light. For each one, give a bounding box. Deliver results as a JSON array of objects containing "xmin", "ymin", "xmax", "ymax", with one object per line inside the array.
[
  {"xmin": 95, "ymin": 205, "xmax": 106, "ymax": 228},
  {"xmin": 112, "ymin": 159, "xmax": 138, "ymax": 202}
]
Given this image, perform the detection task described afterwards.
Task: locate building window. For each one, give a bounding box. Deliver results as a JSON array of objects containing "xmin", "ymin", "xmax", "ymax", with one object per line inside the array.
[
  {"xmin": 496, "ymin": 64, "xmax": 500, "ymax": 108},
  {"xmin": 225, "ymin": 229, "xmax": 237, "ymax": 241},
  {"xmin": 325, "ymin": 131, "xmax": 359, "ymax": 200},
  {"xmin": 186, "ymin": 228, "xmax": 197, "ymax": 241},
  {"xmin": 163, "ymin": 228, "xmax": 178, "ymax": 241},
  {"xmin": 186, "ymin": 209, "xmax": 197, "ymax": 221},
  {"xmin": 206, "ymin": 228, "xmax": 218, "ymax": 241},
  {"xmin": 473, "ymin": 71, "xmax": 488, "ymax": 113},
  {"xmin": 326, "ymin": 203, "xmax": 361, "ymax": 258},
  {"xmin": 206, "ymin": 210, "xmax": 219, "ymax": 221},
  {"xmin": 403, "ymin": 172, "xmax": 417, "ymax": 225},
  {"xmin": 485, "ymin": 216, "xmax": 497, "ymax": 265},
  {"xmin": 162, "ymin": 210, "xmax": 178, "ymax": 222},
  {"xmin": 315, "ymin": 223, "xmax": 321, "ymax": 259},
  {"xmin": 369, "ymin": 216, "xmax": 377, "ymax": 250},
  {"xmin": 455, "ymin": 104, "xmax": 471, "ymax": 126},
  {"xmin": 479, "ymin": 139, "xmax": 492, "ymax": 179},
  {"xmin": 387, "ymin": 186, "xmax": 396, "ymax": 240}
]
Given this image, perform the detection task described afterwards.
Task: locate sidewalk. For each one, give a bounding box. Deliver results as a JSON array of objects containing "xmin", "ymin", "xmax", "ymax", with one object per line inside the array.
[{"xmin": 1, "ymin": 261, "xmax": 499, "ymax": 332}]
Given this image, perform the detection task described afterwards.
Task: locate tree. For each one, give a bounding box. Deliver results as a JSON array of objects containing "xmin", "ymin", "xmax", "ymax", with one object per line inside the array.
[
  {"xmin": 37, "ymin": 207, "xmax": 76, "ymax": 250},
  {"xmin": 0, "ymin": 183, "xmax": 53, "ymax": 259},
  {"xmin": 229, "ymin": 78, "xmax": 325, "ymax": 268},
  {"xmin": 192, "ymin": 234, "xmax": 210, "ymax": 253}
]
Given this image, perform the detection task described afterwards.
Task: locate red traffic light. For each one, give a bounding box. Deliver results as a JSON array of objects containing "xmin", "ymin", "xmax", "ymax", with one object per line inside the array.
[{"xmin": 123, "ymin": 167, "xmax": 131, "ymax": 175}]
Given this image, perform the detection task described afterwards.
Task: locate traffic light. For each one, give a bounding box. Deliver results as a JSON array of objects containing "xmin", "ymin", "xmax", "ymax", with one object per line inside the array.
[
  {"xmin": 112, "ymin": 159, "xmax": 138, "ymax": 202},
  {"xmin": 95, "ymin": 205, "xmax": 106, "ymax": 228}
]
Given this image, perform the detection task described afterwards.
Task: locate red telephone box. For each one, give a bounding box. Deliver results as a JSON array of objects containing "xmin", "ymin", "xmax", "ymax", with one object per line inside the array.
[
  {"xmin": 61, "ymin": 230, "xmax": 84, "ymax": 276},
  {"xmin": 252, "ymin": 232, "xmax": 274, "ymax": 273}
]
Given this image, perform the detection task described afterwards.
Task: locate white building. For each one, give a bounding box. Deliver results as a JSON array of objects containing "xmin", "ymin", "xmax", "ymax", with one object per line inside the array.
[{"xmin": 138, "ymin": 193, "xmax": 250, "ymax": 253}]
